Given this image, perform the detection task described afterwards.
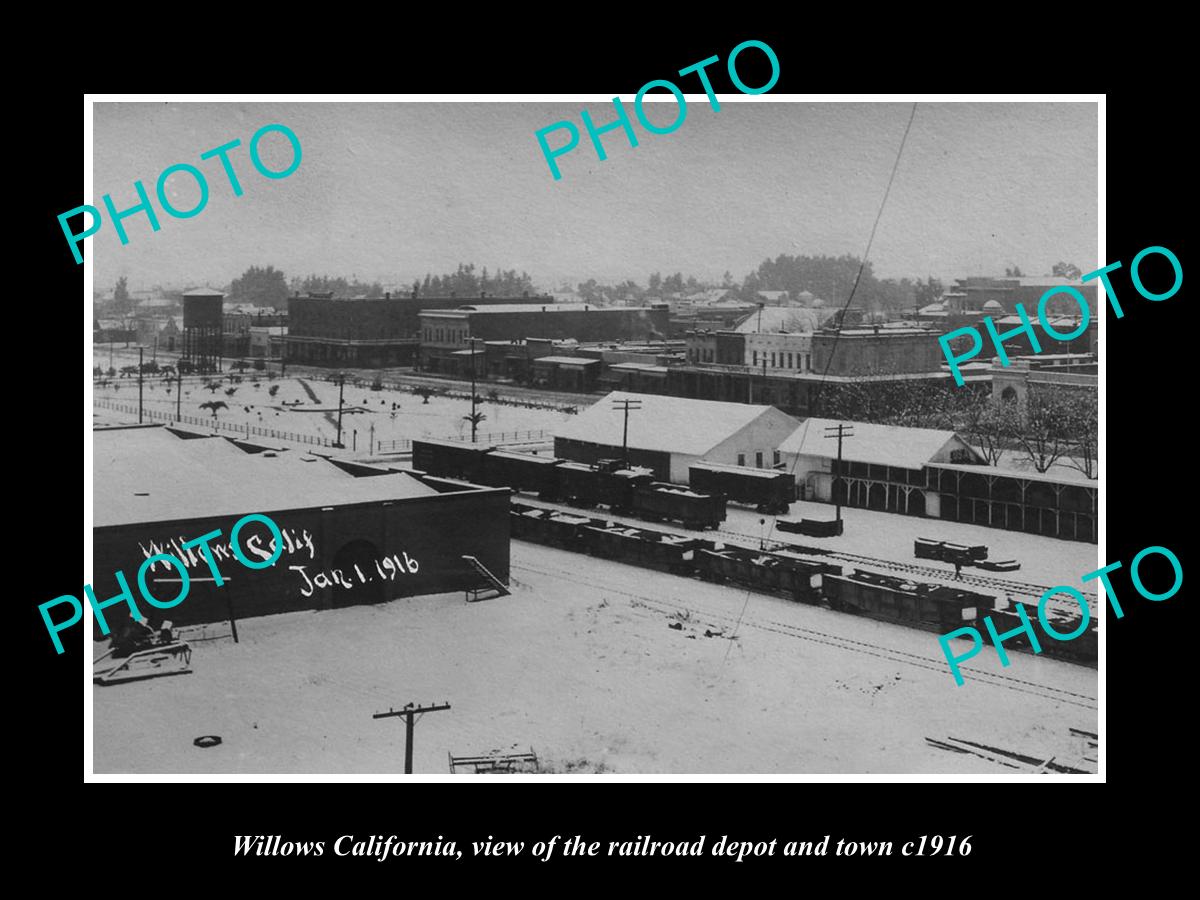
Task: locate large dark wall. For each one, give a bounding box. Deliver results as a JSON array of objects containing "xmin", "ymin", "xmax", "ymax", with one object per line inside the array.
[{"xmin": 91, "ymin": 487, "xmax": 511, "ymax": 632}]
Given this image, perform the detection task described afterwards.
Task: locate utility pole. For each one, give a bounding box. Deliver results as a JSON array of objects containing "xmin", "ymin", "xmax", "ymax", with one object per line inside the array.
[
  {"xmin": 336, "ymin": 373, "xmax": 345, "ymax": 447},
  {"xmin": 138, "ymin": 346, "xmax": 144, "ymax": 424},
  {"xmin": 467, "ymin": 337, "xmax": 483, "ymax": 442},
  {"xmin": 176, "ymin": 367, "xmax": 183, "ymax": 422},
  {"xmin": 823, "ymin": 423, "xmax": 855, "ymax": 525},
  {"xmin": 372, "ymin": 701, "xmax": 452, "ymax": 774},
  {"xmin": 612, "ymin": 397, "xmax": 642, "ymax": 468}
]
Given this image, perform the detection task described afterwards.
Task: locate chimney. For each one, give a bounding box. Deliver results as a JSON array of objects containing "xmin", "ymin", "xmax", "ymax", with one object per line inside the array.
[{"xmin": 385, "ymin": 291, "xmax": 391, "ymax": 300}]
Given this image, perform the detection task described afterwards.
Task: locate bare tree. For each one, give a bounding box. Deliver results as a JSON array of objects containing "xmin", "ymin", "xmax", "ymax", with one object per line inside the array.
[
  {"xmin": 1061, "ymin": 392, "xmax": 1098, "ymax": 479},
  {"xmin": 1013, "ymin": 388, "xmax": 1077, "ymax": 474}
]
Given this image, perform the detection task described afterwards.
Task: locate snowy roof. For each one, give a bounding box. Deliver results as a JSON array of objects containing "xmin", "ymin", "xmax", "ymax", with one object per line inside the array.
[
  {"xmin": 534, "ymin": 356, "xmax": 599, "ymax": 366},
  {"xmin": 182, "ymin": 288, "xmax": 224, "ymax": 297},
  {"xmin": 557, "ymin": 391, "xmax": 787, "ymax": 456},
  {"xmin": 95, "ymin": 426, "xmax": 440, "ymax": 528},
  {"xmin": 734, "ymin": 307, "xmax": 834, "ymax": 334},
  {"xmin": 778, "ymin": 418, "xmax": 981, "ymax": 469}
]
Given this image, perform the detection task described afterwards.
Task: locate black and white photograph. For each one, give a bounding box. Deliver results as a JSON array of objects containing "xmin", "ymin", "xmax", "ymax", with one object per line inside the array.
[{"xmin": 83, "ymin": 96, "xmax": 1102, "ymax": 777}]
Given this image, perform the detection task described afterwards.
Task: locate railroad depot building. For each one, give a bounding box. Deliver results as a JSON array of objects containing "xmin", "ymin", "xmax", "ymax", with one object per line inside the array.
[
  {"xmin": 92, "ymin": 425, "xmax": 510, "ymax": 630},
  {"xmin": 777, "ymin": 418, "xmax": 1097, "ymax": 542},
  {"xmin": 553, "ymin": 391, "xmax": 801, "ymax": 483}
]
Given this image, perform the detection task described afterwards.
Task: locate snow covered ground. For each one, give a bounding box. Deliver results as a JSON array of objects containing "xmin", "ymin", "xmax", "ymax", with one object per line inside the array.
[
  {"xmin": 93, "ymin": 542, "xmax": 1097, "ymax": 775},
  {"xmin": 92, "ymin": 372, "xmax": 576, "ymax": 449}
]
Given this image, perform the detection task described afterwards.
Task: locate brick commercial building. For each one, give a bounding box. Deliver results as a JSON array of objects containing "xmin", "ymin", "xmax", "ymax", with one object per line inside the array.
[
  {"xmin": 286, "ymin": 293, "xmax": 541, "ymax": 368},
  {"xmin": 420, "ymin": 303, "xmax": 670, "ymax": 373},
  {"xmin": 811, "ymin": 327, "xmax": 943, "ymax": 375}
]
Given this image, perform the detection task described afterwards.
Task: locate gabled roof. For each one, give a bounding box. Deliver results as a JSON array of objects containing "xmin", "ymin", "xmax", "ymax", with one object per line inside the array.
[
  {"xmin": 557, "ymin": 391, "xmax": 793, "ymax": 457},
  {"xmin": 778, "ymin": 418, "xmax": 983, "ymax": 470}
]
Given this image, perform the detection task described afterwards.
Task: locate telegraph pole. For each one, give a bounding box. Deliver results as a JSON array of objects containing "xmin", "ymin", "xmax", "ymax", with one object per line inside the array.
[
  {"xmin": 467, "ymin": 337, "xmax": 483, "ymax": 442},
  {"xmin": 823, "ymin": 423, "xmax": 855, "ymax": 525},
  {"xmin": 372, "ymin": 701, "xmax": 452, "ymax": 774},
  {"xmin": 612, "ymin": 397, "xmax": 642, "ymax": 468},
  {"xmin": 176, "ymin": 367, "xmax": 183, "ymax": 422},
  {"xmin": 138, "ymin": 346, "xmax": 144, "ymax": 424}
]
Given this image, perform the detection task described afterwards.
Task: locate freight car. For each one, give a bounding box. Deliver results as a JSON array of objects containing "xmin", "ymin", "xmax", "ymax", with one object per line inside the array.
[
  {"xmin": 688, "ymin": 462, "xmax": 797, "ymax": 514},
  {"xmin": 417, "ymin": 438, "xmax": 728, "ymax": 530},
  {"xmin": 632, "ymin": 483, "xmax": 726, "ymax": 530},
  {"xmin": 411, "ymin": 439, "xmax": 492, "ymax": 482},
  {"xmin": 481, "ymin": 449, "xmax": 563, "ymax": 499},
  {"xmin": 823, "ymin": 569, "xmax": 987, "ymax": 631}
]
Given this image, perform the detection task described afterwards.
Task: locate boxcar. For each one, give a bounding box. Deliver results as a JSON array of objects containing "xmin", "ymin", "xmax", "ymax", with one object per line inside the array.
[
  {"xmin": 482, "ymin": 449, "xmax": 563, "ymax": 498},
  {"xmin": 688, "ymin": 462, "xmax": 796, "ymax": 514},
  {"xmin": 632, "ymin": 483, "xmax": 726, "ymax": 530},
  {"xmin": 411, "ymin": 439, "xmax": 491, "ymax": 483},
  {"xmin": 557, "ymin": 462, "xmax": 651, "ymax": 509}
]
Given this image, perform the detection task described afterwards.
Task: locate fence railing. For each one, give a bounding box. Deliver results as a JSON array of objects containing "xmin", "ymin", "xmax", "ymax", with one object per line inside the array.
[{"xmin": 93, "ymin": 399, "xmax": 548, "ymax": 455}]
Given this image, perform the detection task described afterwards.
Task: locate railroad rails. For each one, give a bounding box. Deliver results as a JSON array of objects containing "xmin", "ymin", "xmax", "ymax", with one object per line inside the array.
[{"xmin": 513, "ymin": 558, "xmax": 1098, "ymax": 711}]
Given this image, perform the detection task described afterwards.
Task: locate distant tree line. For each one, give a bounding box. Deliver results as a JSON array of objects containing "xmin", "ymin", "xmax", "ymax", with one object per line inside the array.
[{"xmin": 416, "ymin": 263, "xmax": 535, "ymax": 298}]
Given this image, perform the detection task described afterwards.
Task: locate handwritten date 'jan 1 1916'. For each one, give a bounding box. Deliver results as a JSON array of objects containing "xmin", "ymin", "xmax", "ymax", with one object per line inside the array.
[{"xmin": 290, "ymin": 553, "xmax": 419, "ymax": 598}]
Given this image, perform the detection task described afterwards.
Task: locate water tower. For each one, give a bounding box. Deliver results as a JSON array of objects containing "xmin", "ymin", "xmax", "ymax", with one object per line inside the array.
[{"xmin": 182, "ymin": 287, "xmax": 225, "ymax": 372}]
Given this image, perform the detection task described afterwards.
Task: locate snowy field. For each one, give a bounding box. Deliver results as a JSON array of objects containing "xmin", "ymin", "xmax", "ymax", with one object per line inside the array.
[
  {"xmin": 92, "ymin": 371, "xmax": 576, "ymax": 450},
  {"xmin": 93, "ymin": 542, "xmax": 1097, "ymax": 775}
]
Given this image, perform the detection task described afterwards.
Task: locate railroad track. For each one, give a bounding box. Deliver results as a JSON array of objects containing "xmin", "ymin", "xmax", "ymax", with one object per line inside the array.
[
  {"xmin": 719, "ymin": 529, "xmax": 1097, "ymax": 607},
  {"xmin": 513, "ymin": 559, "xmax": 1098, "ymax": 712},
  {"xmin": 514, "ymin": 495, "xmax": 1098, "ymax": 610}
]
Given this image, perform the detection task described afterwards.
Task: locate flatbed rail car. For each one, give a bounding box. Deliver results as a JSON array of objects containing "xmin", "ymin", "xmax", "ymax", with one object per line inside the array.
[
  {"xmin": 688, "ymin": 462, "xmax": 797, "ymax": 514},
  {"xmin": 508, "ymin": 503, "xmax": 1093, "ymax": 665},
  {"xmin": 914, "ymin": 538, "xmax": 988, "ymax": 563},
  {"xmin": 411, "ymin": 439, "xmax": 493, "ymax": 482},
  {"xmin": 481, "ymin": 449, "xmax": 563, "ymax": 499},
  {"xmin": 692, "ymin": 545, "xmax": 836, "ymax": 603},
  {"xmin": 823, "ymin": 568, "xmax": 988, "ymax": 631}
]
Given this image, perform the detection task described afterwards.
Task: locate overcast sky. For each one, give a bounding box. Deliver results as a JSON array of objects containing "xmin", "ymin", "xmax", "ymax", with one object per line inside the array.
[{"xmin": 91, "ymin": 100, "xmax": 1097, "ymax": 293}]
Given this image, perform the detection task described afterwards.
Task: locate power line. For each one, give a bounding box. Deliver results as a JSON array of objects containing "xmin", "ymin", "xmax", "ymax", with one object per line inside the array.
[{"xmin": 722, "ymin": 103, "xmax": 919, "ymax": 665}]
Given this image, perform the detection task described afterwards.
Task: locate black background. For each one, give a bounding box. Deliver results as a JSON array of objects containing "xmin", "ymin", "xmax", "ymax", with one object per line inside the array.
[{"xmin": 23, "ymin": 24, "xmax": 1188, "ymax": 886}]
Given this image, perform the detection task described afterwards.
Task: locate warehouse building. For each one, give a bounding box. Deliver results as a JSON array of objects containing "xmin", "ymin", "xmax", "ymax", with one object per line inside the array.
[
  {"xmin": 554, "ymin": 391, "xmax": 801, "ymax": 483},
  {"xmin": 92, "ymin": 425, "xmax": 511, "ymax": 631},
  {"xmin": 778, "ymin": 418, "xmax": 984, "ymax": 515},
  {"xmin": 776, "ymin": 418, "xmax": 1096, "ymax": 541}
]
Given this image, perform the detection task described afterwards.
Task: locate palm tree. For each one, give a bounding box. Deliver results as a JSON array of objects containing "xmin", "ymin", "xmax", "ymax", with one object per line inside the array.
[
  {"xmin": 205, "ymin": 380, "xmax": 222, "ymax": 394},
  {"xmin": 417, "ymin": 387, "xmax": 433, "ymax": 405},
  {"xmin": 200, "ymin": 400, "xmax": 228, "ymax": 418},
  {"xmin": 225, "ymin": 387, "xmax": 238, "ymax": 397},
  {"xmin": 463, "ymin": 411, "xmax": 487, "ymax": 429}
]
